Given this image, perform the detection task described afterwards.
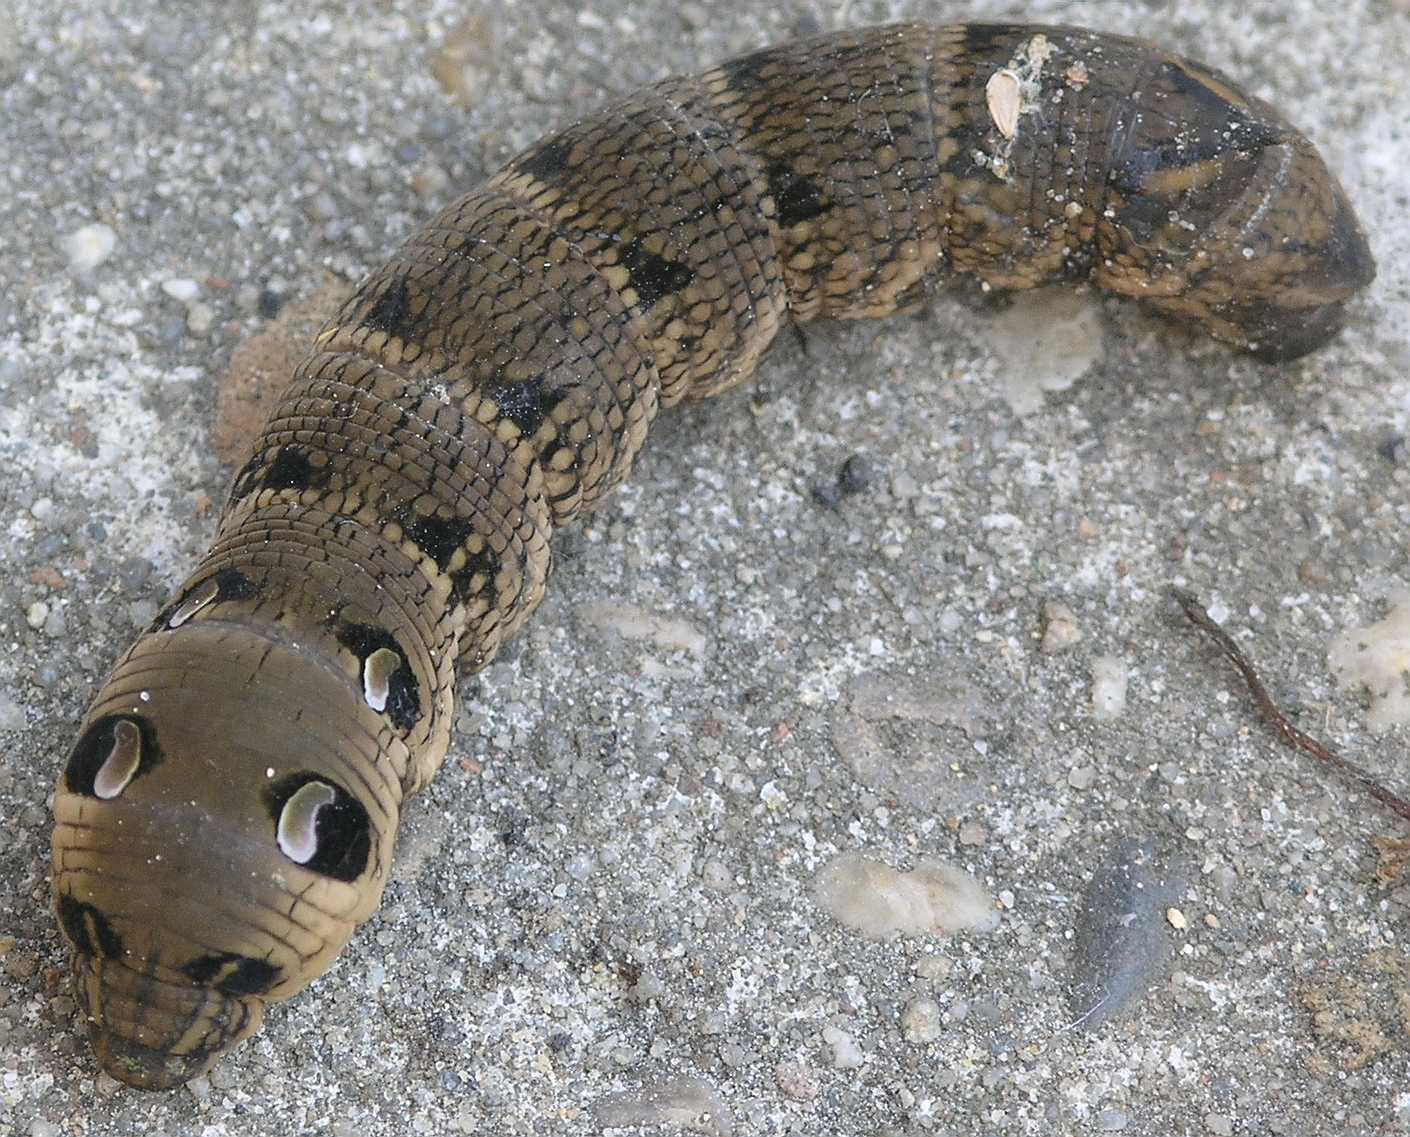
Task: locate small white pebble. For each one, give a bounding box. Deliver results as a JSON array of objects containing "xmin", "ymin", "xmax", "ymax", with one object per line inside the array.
[
  {"xmin": 63, "ymin": 223, "xmax": 117, "ymax": 271},
  {"xmin": 161, "ymin": 277, "xmax": 201, "ymax": 303},
  {"xmin": 815, "ymin": 851, "xmax": 1000, "ymax": 939},
  {"xmin": 1166, "ymin": 907, "xmax": 1189, "ymax": 930},
  {"xmin": 821, "ymin": 1025, "xmax": 865, "ymax": 1069},
  {"xmin": 26, "ymin": 601, "xmax": 49, "ymax": 630},
  {"xmin": 1090, "ymin": 655, "xmax": 1129, "ymax": 720},
  {"xmin": 186, "ymin": 302, "xmax": 215, "ymax": 335}
]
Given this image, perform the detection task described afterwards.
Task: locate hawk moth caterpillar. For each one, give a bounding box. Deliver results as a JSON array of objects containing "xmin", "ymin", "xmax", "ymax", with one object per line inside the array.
[{"xmin": 50, "ymin": 21, "xmax": 1374, "ymax": 1089}]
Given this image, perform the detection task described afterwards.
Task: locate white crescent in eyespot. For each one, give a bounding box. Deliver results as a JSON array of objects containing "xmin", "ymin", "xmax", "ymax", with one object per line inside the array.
[
  {"xmin": 277, "ymin": 781, "xmax": 337, "ymax": 864},
  {"xmin": 362, "ymin": 647, "xmax": 402, "ymax": 713},
  {"xmin": 93, "ymin": 719, "xmax": 142, "ymax": 800}
]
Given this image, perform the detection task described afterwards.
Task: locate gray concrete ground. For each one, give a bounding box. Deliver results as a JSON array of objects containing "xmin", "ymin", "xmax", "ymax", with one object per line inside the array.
[{"xmin": 2, "ymin": 1, "xmax": 1408, "ymax": 1134}]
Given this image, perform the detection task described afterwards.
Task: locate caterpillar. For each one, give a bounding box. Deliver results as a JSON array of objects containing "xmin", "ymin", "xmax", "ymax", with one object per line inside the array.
[{"xmin": 51, "ymin": 22, "xmax": 1373, "ymax": 1090}]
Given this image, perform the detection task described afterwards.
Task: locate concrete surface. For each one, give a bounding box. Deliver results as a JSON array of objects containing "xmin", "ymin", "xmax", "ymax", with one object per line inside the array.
[{"xmin": 1, "ymin": 1, "xmax": 1408, "ymax": 1134}]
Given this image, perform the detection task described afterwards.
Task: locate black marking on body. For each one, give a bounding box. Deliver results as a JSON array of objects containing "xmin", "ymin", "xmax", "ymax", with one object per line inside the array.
[
  {"xmin": 64, "ymin": 714, "xmax": 161, "ymax": 799},
  {"xmin": 335, "ymin": 622, "xmax": 422, "ymax": 731},
  {"xmin": 719, "ymin": 49, "xmax": 779, "ymax": 90},
  {"xmin": 617, "ymin": 235, "xmax": 695, "ymax": 309},
  {"xmin": 486, "ymin": 375, "xmax": 568, "ymax": 437},
  {"xmin": 183, "ymin": 953, "xmax": 283, "ymax": 997},
  {"xmin": 399, "ymin": 511, "xmax": 476, "ymax": 572},
  {"xmin": 213, "ymin": 567, "xmax": 259, "ymax": 601},
  {"xmin": 361, "ymin": 273, "xmax": 415, "ymax": 338},
  {"xmin": 264, "ymin": 773, "xmax": 372, "ymax": 882},
  {"xmin": 959, "ymin": 23, "xmax": 1025, "ymax": 58},
  {"xmin": 449, "ymin": 545, "xmax": 504, "ymax": 606},
  {"xmin": 1109, "ymin": 62, "xmax": 1283, "ymax": 198},
  {"xmin": 262, "ymin": 446, "xmax": 322, "ymax": 492},
  {"xmin": 765, "ymin": 161, "xmax": 828, "ymax": 227},
  {"xmin": 515, "ymin": 136, "xmax": 573, "ymax": 184},
  {"xmin": 57, "ymin": 895, "xmax": 124, "ymax": 959}
]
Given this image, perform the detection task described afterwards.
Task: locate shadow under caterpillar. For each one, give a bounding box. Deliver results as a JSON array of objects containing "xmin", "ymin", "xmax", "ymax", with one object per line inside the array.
[{"xmin": 51, "ymin": 21, "xmax": 1374, "ymax": 1089}]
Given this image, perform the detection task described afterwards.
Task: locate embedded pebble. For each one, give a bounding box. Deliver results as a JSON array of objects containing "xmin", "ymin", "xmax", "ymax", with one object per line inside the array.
[
  {"xmin": 62, "ymin": 222, "xmax": 117, "ymax": 270},
  {"xmin": 821, "ymin": 1025, "xmax": 865, "ymax": 1068},
  {"xmin": 774, "ymin": 1059, "xmax": 819, "ymax": 1101},
  {"xmin": 1040, "ymin": 599, "xmax": 1082, "ymax": 653},
  {"xmin": 592, "ymin": 1075, "xmax": 733, "ymax": 1136},
  {"xmin": 814, "ymin": 851, "xmax": 1000, "ymax": 939},
  {"xmin": 161, "ymin": 277, "xmax": 201, "ymax": 302},
  {"xmin": 26, "ymin": 601, "xmax": 48, "ymax": 630},
  {"xmin": 900, "ymin": 997, "xmax": 943, "ymax": 1043},
  {"xmin": 1067, "ymin": 840, "xmax": 1184, "ymax": 1029},
  {"xmin": 577, "ymin": 601, "xmax": 708, "ymax": 656},
  {"xmin": 914, "ymin": 954, "xmax": 954, "ymax": 981},
  {"xmin": 0, "ymin": 692, "xmax": 25, "ymax": 730},
  {"xmin": 986, "ymin": 288, "xmax": 1105, "ymax": 415},
  {"xmin": 958, "ymin": 820, "xmax": 988, "ymax": 846},
  {"xmin": 1328, "ymin": 591, "xmax": 1410, "ymax": 730},
  {"xmin": 1090, "ymin": 655, "xmax": 1129, "ymax": 720},
  {"xmin": 186, "ymin": 302, "xmax": 216, "ymax": 335}
]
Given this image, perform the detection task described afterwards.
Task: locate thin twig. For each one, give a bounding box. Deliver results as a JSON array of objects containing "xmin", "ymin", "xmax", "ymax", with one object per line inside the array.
[{"xmin": 1170, "ymin": 587, "xmax": 1410, "ymax": 826}]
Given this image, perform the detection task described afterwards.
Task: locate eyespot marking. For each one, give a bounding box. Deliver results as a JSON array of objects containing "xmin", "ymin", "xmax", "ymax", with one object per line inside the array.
[
  {"xmin": 267, "ymin": 774, "xmax": 372, "ymax": 882},
  {"xmin": 362, "ymin": 647, "xmax": 402, "ymax": 712},
  {"xmin": 156, "ymin": 570, "xmax": 258, "ymax": 632},
  {"xmin": 65, "ymin": 714, "xmax": 160, "ymax": 799},
  {"xmin": 337, "ymin": 622, "xmax": 422, "ymax": 731},
  {"xmin": 276, "ymin": 780, "xmax": 337, "ymax": 864},
  {"xmin": 92, "ymin": 719, "xmax": 142, "ymax": 799},
  {"xmin": 167, "ymin": 577, "xmax": 220, "ymax": 628}
]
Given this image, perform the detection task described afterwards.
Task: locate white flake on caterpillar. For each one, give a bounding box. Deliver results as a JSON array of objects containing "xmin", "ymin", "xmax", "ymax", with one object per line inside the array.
[
  {"xmin": 276, "ymin": 780, "xmax": 337, "ymax": 863},
  {"xmin": 813, "ymin": 850, "xmax": 1000, "ymax": 939},
  {"xmin": 93, "ymin": 719, "xmax": 141, "ymax": 800},
  {"xmin": 985, "ymin": 70, "xmax": 1022, "ymax": 139},
  {"xmin": 362, "ymin": 647, "xmax": 402, "ymax": 712},
  {"xmin": 167, "ymin": 577, "xmax": 219, "ymax": 628},
  {"xmin": 982, "ymin": 33, "xmax": 1057, "ymax": 178}
]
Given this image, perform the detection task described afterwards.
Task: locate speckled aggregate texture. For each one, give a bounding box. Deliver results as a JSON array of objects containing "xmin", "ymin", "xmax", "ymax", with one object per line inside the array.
[{"xmin": 1, "ymin": 1, "xmax": 1408, "ymax": 1134}]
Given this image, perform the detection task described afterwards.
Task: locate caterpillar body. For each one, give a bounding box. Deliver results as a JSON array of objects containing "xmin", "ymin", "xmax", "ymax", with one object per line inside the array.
[{"xmin": 51, "ymin": 22, "xmax": 1373, "ymax": 1089}]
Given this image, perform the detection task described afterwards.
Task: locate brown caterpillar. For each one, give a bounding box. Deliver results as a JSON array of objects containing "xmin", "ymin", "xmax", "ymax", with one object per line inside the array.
[{"xmin": 51, "ymin": 22, "xmax": 1373, "ymax": 1089}]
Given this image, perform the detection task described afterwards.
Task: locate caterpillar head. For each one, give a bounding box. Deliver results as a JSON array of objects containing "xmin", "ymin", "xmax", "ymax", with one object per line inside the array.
[
  {"xmin": 51, "ymin": 623, "xmax": 401, "ymax": 1088},
  {"xmin": 1097, "ymin": 54, "xmax": 1375, "ymax": 360}
]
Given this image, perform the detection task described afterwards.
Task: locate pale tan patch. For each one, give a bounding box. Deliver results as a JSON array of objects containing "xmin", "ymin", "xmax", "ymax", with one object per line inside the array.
[{"xmin": 214, "ymin": 276, "xmax": 350, "ymax": 465}]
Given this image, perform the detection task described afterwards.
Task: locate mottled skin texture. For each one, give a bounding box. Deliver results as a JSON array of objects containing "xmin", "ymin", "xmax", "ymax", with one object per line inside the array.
[{"xmin": 51, "ymin": 23, "xmax": 1373, "ymax": 1089}]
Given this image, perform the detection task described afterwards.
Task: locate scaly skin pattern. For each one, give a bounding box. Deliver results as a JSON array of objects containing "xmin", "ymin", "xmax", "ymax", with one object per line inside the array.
[{"xmin": 50, "ymin": 23, "xmax": 1373, "ymax": 1089}]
